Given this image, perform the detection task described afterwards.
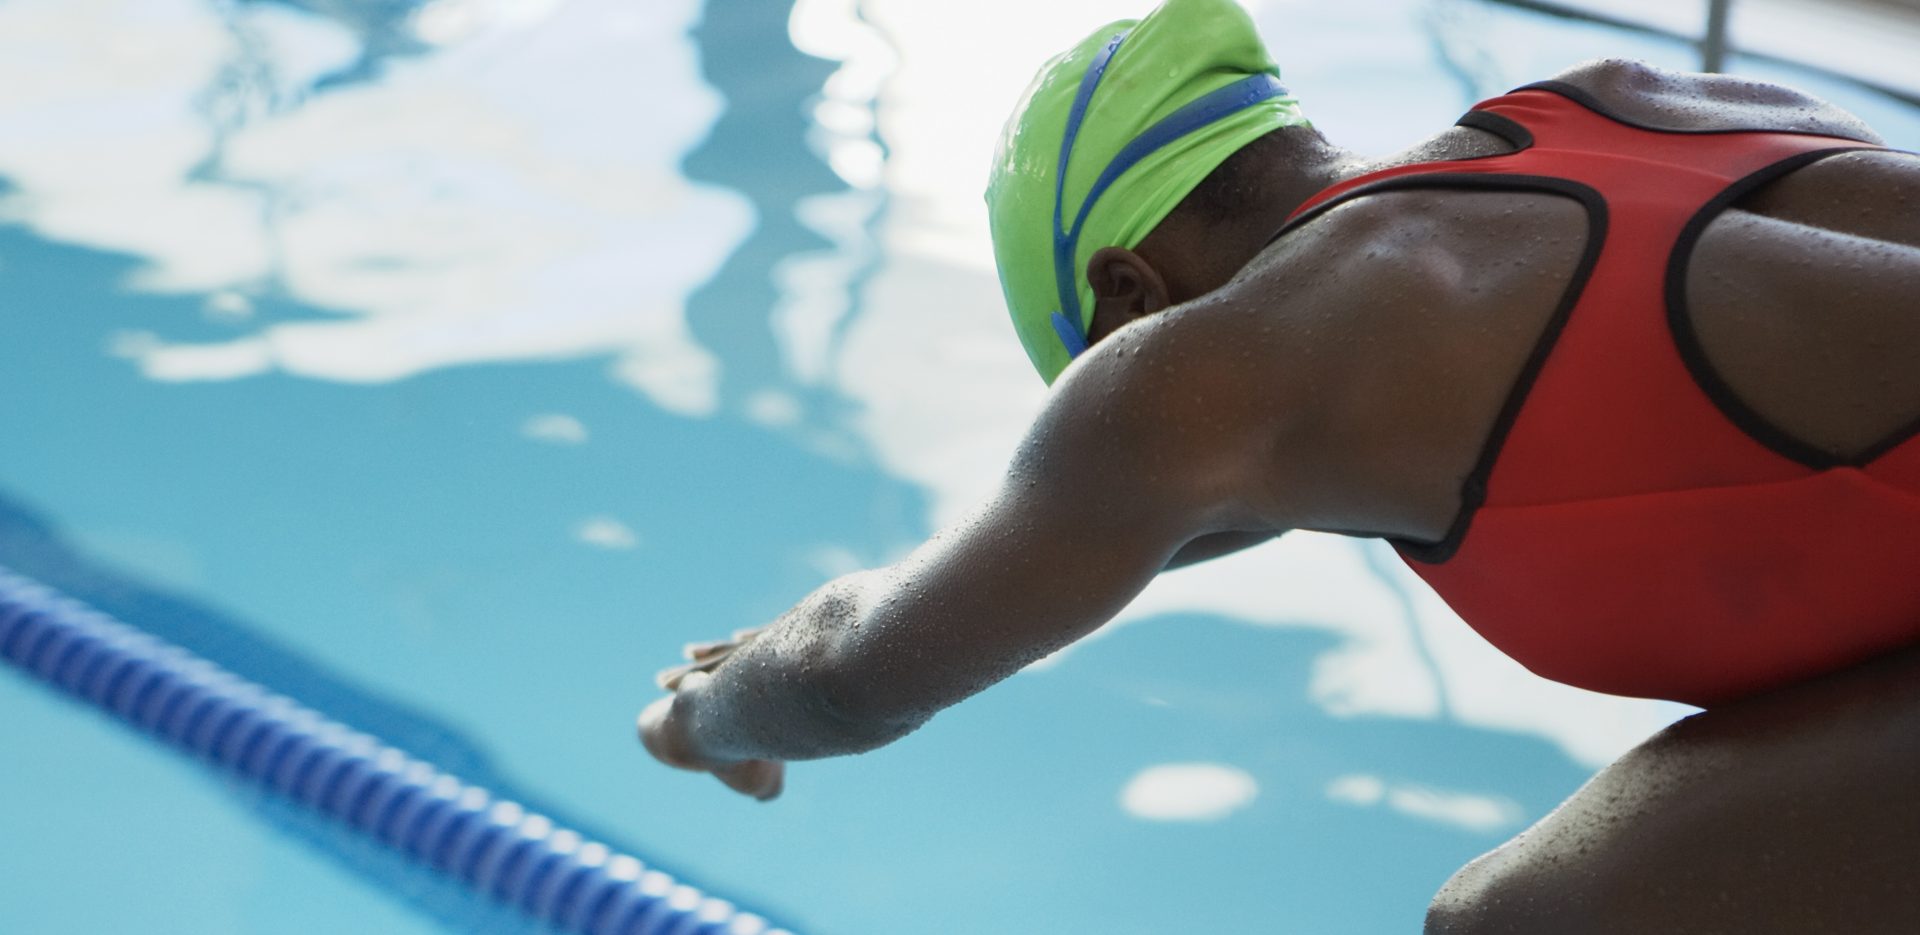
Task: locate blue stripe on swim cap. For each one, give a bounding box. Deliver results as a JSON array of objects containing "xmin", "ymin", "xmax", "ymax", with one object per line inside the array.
[
  {"xmin": 1050, "ymin": 28, "xmax": 1133, "ymax": 358},
  {"xmin": 1050, "ymin": 310, "xmax": 1090, "ymax": 359},
  {"xmin": 1049, "ymin": 61, "xmax": 1291, "ymax": 363}
]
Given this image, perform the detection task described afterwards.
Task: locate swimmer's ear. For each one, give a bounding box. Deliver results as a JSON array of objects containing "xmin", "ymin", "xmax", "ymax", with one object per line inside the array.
[{"xmin": 1086, "ymin": 246, "xmax": 1172, "ymax": 345}]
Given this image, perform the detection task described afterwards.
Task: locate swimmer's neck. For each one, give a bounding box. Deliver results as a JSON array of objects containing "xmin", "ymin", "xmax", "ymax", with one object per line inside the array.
[
  {"xmin": 1246, "ymin": 127, "xmax": 1367, "ymax": 230},
  {"xmin": 1109, "ymin": 128, "xmax": 1363, "ymax": 311},
  {"xmin": 1248, "ymin": 123, "xmax": 1515, "ymax": 226},
  {"xmin": 1086, "ymin": 125, "xmax": 1480, "ymax": 332}
]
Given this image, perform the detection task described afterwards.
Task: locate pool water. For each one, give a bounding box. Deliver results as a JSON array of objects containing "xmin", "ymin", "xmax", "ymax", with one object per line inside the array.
[{"xmin": 1, "ymin": 1, "xmax": 1915, "ymax": 933}]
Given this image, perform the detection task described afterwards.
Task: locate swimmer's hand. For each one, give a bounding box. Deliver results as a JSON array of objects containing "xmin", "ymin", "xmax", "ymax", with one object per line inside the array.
[
  {"xmin": 652, "ymin": 624, "xmax": 768, "ymax": 691},
  {"xmin": 639, "ymin": 670, "xmax": 786, "ymax": 801}
]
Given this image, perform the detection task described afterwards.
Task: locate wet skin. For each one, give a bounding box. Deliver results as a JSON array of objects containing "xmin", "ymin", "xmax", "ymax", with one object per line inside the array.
[{"xmin": 640, "ymin": 58, "xmax": 1920, "ymax": 930}]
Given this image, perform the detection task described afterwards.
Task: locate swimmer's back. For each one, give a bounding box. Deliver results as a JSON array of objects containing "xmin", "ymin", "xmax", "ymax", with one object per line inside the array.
[
  {"xmin": 1195, "ymin": 58, "xmax": 1920, "ymax": 704},
  {"xmin": 1236, "ymin": 58, "xmax": 1920, "ymax": 542},
  {"xmin": 1548, "ymin": 59, "xmax": 1920, "ymax": 459}
]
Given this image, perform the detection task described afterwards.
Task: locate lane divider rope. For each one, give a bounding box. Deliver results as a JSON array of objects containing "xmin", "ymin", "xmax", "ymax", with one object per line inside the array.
[{"xmin": 0, "ymin": 566, "xmax": 791, "ymax": 935}]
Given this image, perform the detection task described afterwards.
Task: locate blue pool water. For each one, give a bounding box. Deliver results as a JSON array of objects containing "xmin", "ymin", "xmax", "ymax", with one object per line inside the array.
[{"xmin": 2, "ymin": 1, "xmax": 1916, "ymax": 933}]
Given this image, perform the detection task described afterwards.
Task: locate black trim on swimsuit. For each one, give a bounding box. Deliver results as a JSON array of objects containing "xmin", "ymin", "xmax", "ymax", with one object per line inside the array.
[
  {"xmin": 1664, "ymin": 145, "xmax": 1917, "ymax": 469},
  {"xmin": 1266, "ymin": 174, "xmax": 1610, "ymax": 564},
  {"xmin": 1455, "ymin": 110, "xmax": 1535, "ymax": 151},
  {"xmin": 1516, "ymin": 80, "xmax": 1883, "ymax": 142}
]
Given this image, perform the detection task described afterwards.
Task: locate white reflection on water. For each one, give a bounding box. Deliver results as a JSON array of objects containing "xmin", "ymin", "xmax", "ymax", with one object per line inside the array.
[
  {"xmin": 521, "ymin": 413, "xmax": 589, "ymax": 445},
  {"xmin": 1327, "ymin": 773, "xmax": 1524, "ymax": 834},
  {"xmin": 411, "ymin": 0, "xmax": 567, "ymax": 46},
  {"xmin": 574, "ymin": 515, "xmax": 640, "ymax": 550},
  {"xmin": 766, "ymin": 0, "xmax": 891, "ymax": 392},
  {"xmin": 0, "ymin": 0, "xmax": 748, "ymax": 417},
  {"xmin": 816, "ymin": 0, "xmax": 1688, "ymax": 769},
  {"xmin": 1119, "ymin": 762, "xmax": 1261, "ymax": 822}
]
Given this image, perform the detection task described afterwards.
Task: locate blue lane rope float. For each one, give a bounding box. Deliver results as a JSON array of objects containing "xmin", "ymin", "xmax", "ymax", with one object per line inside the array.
[{"xmin": 0, "ymin": 566, "xmax": 792, "ymax": 935}]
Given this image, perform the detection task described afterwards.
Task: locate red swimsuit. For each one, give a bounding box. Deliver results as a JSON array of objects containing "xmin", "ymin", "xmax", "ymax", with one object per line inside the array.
[{"xmin": 1278, "ymin": 84, "xmax": 1920, "ymax": 707}]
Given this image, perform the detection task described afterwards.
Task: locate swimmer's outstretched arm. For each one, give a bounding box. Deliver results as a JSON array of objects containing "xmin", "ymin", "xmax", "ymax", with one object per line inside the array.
[{"xmin": 639, "ymin": 298, "xmax": 1305, "ymax": 799}]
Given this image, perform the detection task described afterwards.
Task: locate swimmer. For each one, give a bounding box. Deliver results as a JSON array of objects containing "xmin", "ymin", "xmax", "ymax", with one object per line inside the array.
[{"xmin": 641, "ymin": 0, "xmax": 1920, "ymax": 929}]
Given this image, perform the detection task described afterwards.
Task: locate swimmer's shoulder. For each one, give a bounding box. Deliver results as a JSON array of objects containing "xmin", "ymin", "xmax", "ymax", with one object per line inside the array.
[
  {"xmin": 1534, "ymin": 58, "xmax": 1884, "ymax": 144},
  {"xmin": 1212, "ymin": 187, "xmax": 1590, "ymax": 537}
]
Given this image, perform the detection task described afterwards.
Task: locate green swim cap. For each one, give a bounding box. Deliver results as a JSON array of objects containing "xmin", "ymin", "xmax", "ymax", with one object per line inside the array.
[{"xmin": 986, "ymin": 0, "xmax": 1309, "ymax": 384}]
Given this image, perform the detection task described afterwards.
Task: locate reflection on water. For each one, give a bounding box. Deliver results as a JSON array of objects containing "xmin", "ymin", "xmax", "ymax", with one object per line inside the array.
[
  {"xmin": 681, "ymin": 0, "xmax": 842, "ymax": 417},
  {"xmin": 0, "ymin": 0, "xmax": 749, "ymax": 416},
  {"xmin": 2, "ymin": 1, "xmax": 1918, "ymax": 933}
]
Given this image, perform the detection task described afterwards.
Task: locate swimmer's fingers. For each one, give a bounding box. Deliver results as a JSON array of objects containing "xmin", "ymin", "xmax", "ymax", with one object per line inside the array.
[
  {"xmin": 683, "ymin": 639, "xmax": 735, "ymax": 662},
  {"xmin": 654, "ymin": 664, "xmax": 683, "ymax": 692},
  {"xmin": 655, "ymin": 660, "xmax": 712, "ymax": 692},
  {"xmin": 682, "ymin": 625, "xmax": 769, "ymax": 663},
  {"xmin": 662, "ymin": 625, "xmax": 774, "ymax": 689},
  {"xmin": 637, "ymin": 686, "xmax": 785, "ymax": 802},
  {"xmin": 639, "ymin": 689, "xmax": 711, "ymax": 769},
  {"xmin": 666, "ymin": 646, "xmax": 748, "ymax": 686},
  {"xmin": 712, "ymin": 758, "xmax": 784, "ymax": 801}
]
